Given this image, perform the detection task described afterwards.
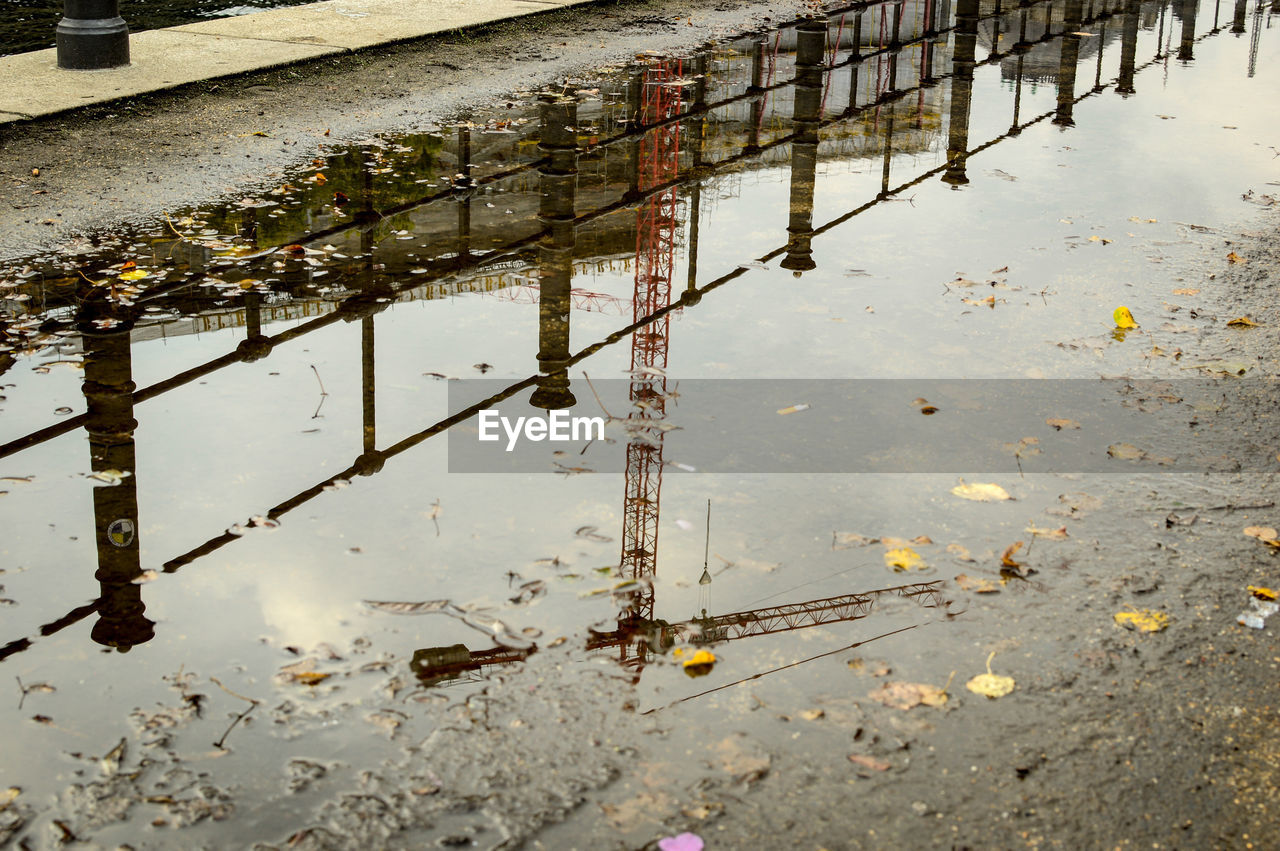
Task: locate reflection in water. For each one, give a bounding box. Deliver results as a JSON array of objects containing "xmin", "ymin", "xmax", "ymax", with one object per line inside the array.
[
  {"xmin": 80, "ymin": 304, "xmax": 154, "ymax": 652},
  {"xmin": 532, "ymin": 95, "xmax": 579, "ymax": 410},
  {"xmin": 0, "ymin": 0, "xmax": 1272, "ymax": 674}
]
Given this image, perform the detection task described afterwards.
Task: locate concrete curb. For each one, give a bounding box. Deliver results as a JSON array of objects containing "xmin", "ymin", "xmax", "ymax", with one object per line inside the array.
[{"xmin": 0, "ymin": 0, "xmax": 594, "ymax": 124}]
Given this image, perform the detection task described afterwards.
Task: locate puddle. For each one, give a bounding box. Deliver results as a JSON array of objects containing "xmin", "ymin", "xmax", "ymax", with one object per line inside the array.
[{"xmin": 1, "ymin": 0, "xmax": 1279, "ymax": 846}]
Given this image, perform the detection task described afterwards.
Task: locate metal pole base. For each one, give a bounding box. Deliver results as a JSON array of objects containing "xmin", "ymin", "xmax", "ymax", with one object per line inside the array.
[{"xmin": 57, "ymin": 11, "xmax": 129, "ymax": 69}]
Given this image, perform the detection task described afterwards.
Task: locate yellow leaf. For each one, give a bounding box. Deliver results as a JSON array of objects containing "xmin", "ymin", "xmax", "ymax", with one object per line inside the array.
[
  {"xmin": 1172, "ymin": 288, "xmax": 1200, "ymax": 295},
  {"xmin": 1226, "ymin": 316, "xmax": 1260, "ymax": 327},
  {"xmin": 1114, "ymin": 609, "xmax": 1170, "ymax": 633},
  {"xmin": 118, "ymin": 269, "xmax": 148, "ymax": 282},
  {"xmin": 1248, "ymin": 585, "xmax": 1278, "ymax": 601},
  {"xmin": 884, "ymin": 547, "xmax": 924, "ymax": 571},
  {"xmin": 682, "ymin": 649, "xmax": 716, "ymax": 677},
  {"xmin": 965, "ymin": 652, "xmax": 1014, "ymax": 698},
  {"xmin": 1045, "ymin": 417, "xmax": 1081, "ymax": 430},
  {"xmin": 951, "ymin": 480, "xmax": 1012, "ymax": 501},
  {"xmin": 1000, "ymin": 541, "xmax": 1025, "ymax": 567},
  {"xmin": 1113, "ymin": 306, "xmax": 1138, "ymax": 329},
  {"xmin": 1227, "ymin": 251, "xmax": 1245, "ymax": 264}
]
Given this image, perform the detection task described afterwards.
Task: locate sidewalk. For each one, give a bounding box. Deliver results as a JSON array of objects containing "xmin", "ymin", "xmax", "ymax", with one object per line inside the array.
[{"xmin": 0, "ymin": 0, "xmax": 589, "ymax": 124}]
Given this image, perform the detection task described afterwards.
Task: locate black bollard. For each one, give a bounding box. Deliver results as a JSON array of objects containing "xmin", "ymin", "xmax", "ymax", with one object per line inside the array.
[{"xmin": 58, "ymin": 0, "xmax": 129, "ymax": 70}]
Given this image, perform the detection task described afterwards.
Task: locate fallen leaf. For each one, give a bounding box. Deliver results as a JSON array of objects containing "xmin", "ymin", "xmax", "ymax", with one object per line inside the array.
[
  {"xmin": 1107, "ymin": 443, "xmax": 1146, "ymax": 460},
  {"xmin": 848, "ymin": 754, "xmax": 891, "ymax": 772},
  {"xmin": 868, "ymin": 680, "xmax": 949, "ymax": 710},
  {"xmin": 118, "ymin": 269, "xmax": 148, "ymax": 282},
  {"xmin": 277, "ymin": 659, "xmax": 332, "ymax": 686},
  {"xmin": 682, "ymin": 649, "xmax": 716, "ymax": 677},
  {"xmin": 834, "ymin": 532, "xmax": 879, "ymax": 548},
  {"xmin": 1249, "ymin": 585, "xmax": 1278, "ymax": 601},
  {"xmin": 1113, "ymin": 306, "xmax": 1139, "ymax": 329},
  {"xmin": 364, "ymin": 599, "xmax": 452, "ymax": 615},
  {"xmin": 955, "ymin": 573, "xmax": 999, "ymax": 593},
  {"xmin": 1088, "ymin": 235, "xmax": 1112, "ymax": 244},
  {"xmin": 1000, "ymin": 541, "xmax": 1025, "ymax": 567},
  {"xmin": 947, "ymin": 543, "xmax": 975, "ymax": 562},
  {"xmin": 799, "ymin": 708, "xmax": 825, "ymax": 721},
  {"xmin": 1226, "ymin": 316, "xmax": 1260, "ymax": 327},
  {"xmin": 1172, "ymin": 288, "xmax": 1200, "ymax": 295},
  {"xmin": 962, "ymin": 295, "xmax": 996, "ymax": 307},
  {"xmin": 1114, "ymin": 609, "xmax": 1170, "ymax": 633},
  {"xmin": 1026, "ymin": 524, "xmax": 1069, "ymax": 540},
  {"xmin": 966, "ymin": 652, "xmax": 1015, "ymax": 698},
  {"xmin": 1045, "ymin": 417, "xmax": 1081, "ymax": 430},
  {"xmin": 1243, "ymin": 526, "xmax": 1280, "ymax": 547},
  {"xmin": 951, "ymin": 480, "xmax": 1012, "ymax": 501},
  {"xmin": 1227, "ymin": 251, "xmax": 1245, "ymax": 264},
  {"xmin": 884, "ymin": 547, "xmax": 925, "ymax": 571}
]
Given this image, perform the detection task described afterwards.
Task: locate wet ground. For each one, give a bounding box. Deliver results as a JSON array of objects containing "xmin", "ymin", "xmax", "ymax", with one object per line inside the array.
[
  {"xmin": 2, "ymin": 0, "xmax": 321, "ymax": 57},
  {"xmin": 2, "ymin": 0, "xmax": 1280, "ymax": 847}
]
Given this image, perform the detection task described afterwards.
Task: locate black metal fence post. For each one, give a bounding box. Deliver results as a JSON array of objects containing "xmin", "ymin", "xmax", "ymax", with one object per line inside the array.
[{"xmin": 57, "ymin": 0, "xmax": 130, "ymax": 69}]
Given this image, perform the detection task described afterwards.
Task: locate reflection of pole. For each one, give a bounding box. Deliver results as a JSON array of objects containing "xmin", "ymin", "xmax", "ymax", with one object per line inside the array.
[
  {"xmin": 781, "ymin": 19, "xmax": 826, "ymax": 276},
  {"xmin": 532, "ymin": 95, "xmax": 578, "ymax": 411},
  {"xmin": 1116, "ymin": 0, "xmax": 1140, "ymax": 94},
  {"xmin": 362, "ymin": 317, "xmax": 376, "ymax": 454},
  {"xmin": 1178, "ymin": 0, "xmax": 1199, "ymax": 59},
  {"xmin": 1232, "ymin": 0, "xmax": 1247, "ymax": 33},
  {"xmin": 943, "ymin": 0, "xmax": 979, "ymax": 186},
  {"xmin": 1053, "ymin": 0, "xmax": 1084, "ymax": 127},
  {"xmin": 746, "ymin": 40, "xmax": 767, "ymax": 155},
  {"xmin": 684, "ymin": 55, "xmax": 709, "ymax": 307},
  {"xmin": 80, "ymin": 309, "xmax": 154, "ymax": 652},
  {"xmin": 1247, "ymin": 0, "xmax": 1263, "ymax": 76}
]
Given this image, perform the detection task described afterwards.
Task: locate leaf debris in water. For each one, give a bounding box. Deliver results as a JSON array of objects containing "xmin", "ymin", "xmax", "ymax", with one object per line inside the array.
[
  {"xmin": 364, "ymin": 599, "xmax": 455, "ymax": 616},
  {"xmin": 1114, "ymin": 609, "xmax": 1170, "ymax": 633},
  {"xmin": 966, "ymin": 652, "xmax": 1015, "ymax": 698},
  {"xmin": 951, "ymin": 480, "xmax": 1012, "ymax": 501}
]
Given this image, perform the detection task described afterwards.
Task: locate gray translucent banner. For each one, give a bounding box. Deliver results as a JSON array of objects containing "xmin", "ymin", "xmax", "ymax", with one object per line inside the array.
[{"xmin": 446, "ymin": 378, "xmax": 1276, "ymax": 474}]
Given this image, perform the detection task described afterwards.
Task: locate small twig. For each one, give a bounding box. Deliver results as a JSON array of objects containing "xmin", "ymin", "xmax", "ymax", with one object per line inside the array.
[
  {"xmin": 581, "ymin": 372, "xmax": 617, "ymax": 421},
  {"xmin": 310, "ymin": 365, "xmax": 329, "ymax": 396},
  {"xmin": 210, "ymin": 676, "xmax": 259, "ymax": 706},
  {"xmin": 210, "ymin": 676, "xmax": 260, "ymax": 750},
  {"xmin": 16, "ymin": 676, "xmax": 26, "ymax": 710}
]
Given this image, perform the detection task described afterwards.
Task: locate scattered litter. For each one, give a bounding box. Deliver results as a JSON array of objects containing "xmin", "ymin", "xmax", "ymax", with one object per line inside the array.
[
  {"xmin": 777, "ymin": 403, "xmax": 810, "ymax": 415},
  {"xmin": 658, "ymin": 833, "xmax": 704, "ymax": 851},
  {"xmin": 1237, "ymin": 597, "xmax": 1279, "ymax": 629},
  {"xmin": 1045, "ymin": 417, "xmax": 1081, "ymax": 430}
]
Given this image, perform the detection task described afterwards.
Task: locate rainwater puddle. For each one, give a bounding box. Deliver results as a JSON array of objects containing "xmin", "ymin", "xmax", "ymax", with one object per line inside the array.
[{"xmin": 1, "ymin": 0, "xmax": 1278, "ymax": 846}]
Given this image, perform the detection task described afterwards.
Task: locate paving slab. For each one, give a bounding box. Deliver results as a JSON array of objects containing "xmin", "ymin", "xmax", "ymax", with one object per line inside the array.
[
  {"xmin": 172, "ymin": 0, "xmax": 585, "ymax": 50},
  {"xmin": 0, "ymin": 0, "xmax": 590, "ymax": 123},
  {"xmin": 0, "ymin": 29, "xmax": 339, "ymax": 122}
]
